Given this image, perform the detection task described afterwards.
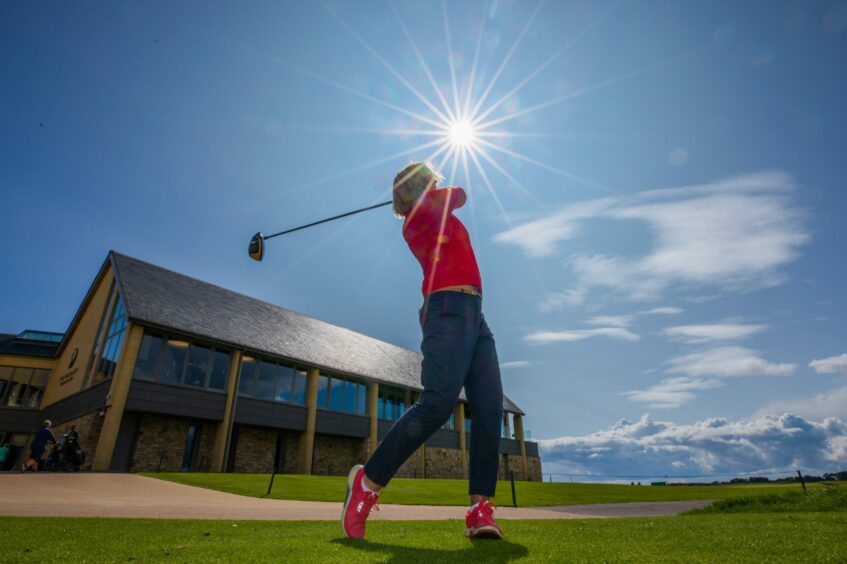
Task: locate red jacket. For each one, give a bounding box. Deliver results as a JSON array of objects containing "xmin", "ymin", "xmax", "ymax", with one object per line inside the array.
[{"xmin": 403, "ymin": 187, "xmax": 482, "ymax": 297}]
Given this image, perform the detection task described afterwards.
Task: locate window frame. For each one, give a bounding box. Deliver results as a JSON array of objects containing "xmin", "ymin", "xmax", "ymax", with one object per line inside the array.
[{"xmin": 132, "ymin": 330, "xmax": 231, "ymax": 394}]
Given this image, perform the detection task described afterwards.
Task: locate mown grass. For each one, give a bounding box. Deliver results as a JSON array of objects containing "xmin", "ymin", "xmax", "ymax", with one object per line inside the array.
[
  {"xmin": 3, "ymin": 514, "xmax": 845, "ymax": 563},
  {"xmin": 141, "ymin": 472, "xmax": 826, "ymax": 507},
  {"xmin": 688, "ymin": 483, "xmax": 847, "ymax": 514}
]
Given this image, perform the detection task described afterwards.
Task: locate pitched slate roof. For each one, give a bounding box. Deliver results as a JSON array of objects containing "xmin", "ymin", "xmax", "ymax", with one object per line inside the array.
[{"xmin": 110, "ymin": 252, "xmax": 524, "ymax": 415}]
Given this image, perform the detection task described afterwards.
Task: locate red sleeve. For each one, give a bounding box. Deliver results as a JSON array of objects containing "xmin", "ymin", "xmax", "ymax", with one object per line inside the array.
[{"xmin": 432, "ymin": 187, "xmax": 467, "ymax": 212}]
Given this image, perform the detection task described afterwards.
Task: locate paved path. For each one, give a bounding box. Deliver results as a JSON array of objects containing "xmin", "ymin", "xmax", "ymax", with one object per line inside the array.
[
  {"xmin": 0, "ymin": 474, "xmax": 711, "ymax": 521},
  {"xmin": 540, "ymin": 500, "xmax": 712, "ymax": 518}
]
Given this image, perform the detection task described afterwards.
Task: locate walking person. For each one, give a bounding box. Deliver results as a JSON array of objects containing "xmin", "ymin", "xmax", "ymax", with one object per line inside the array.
[
  {"xmin": 341, "ymin": 162, "xmax": 504, "ymax": 540},
  {"xmin": 21, "ymin": 420, "xmax": 57, "ymax": 472}
]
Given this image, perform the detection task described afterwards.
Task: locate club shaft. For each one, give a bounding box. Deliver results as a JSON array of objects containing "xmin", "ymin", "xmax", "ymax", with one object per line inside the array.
[{"xmin": 263, "ymin": 200, "xmax": 393, "ymax": 240}]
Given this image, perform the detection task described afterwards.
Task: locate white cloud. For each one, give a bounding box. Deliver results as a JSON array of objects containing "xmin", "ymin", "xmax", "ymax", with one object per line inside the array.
[
  {"xmin": 810, "ymin": 353, "xmax": 847, "ymax": 375},
  {"xmin": 666, "ymin": 346, "xmax": 795, "ymax": 378},
  {"xmin": 662, "ymin": 323, "xmax": 767, "ymax": 344},
  {"xmin": 525, "ymin": 327, "xmax": 639, "ymax": 344},
  {"xmin": 500, "ymin": 360, "xmax": 532, "ymax": 369},
  {"xmin": 621, "ymin": 377, "xmax": 724, "ymax": 409},
  {"xmin": 494, "ymin": 171, "xmax": 809, "ymax": 305},
  {"xmin": 587, "ymin": 307, "xmax": 685, "ymax": 328},
  {"xmin": 638, "ymin": 307, "xmax": 684, "ymax": 316},
  {"xmin": 493, "ymin": 199, "xmax": 614, "ymax": 258},
  {"xmin": 623, "ymin": 346, "xmax": 795, "ymax": 409},
  {"xmin": 539, "ymin": 413, "xmax": 847, "ymax": 479},
  {"xmin": 758, "ymin": 386, "xmax": 847, "ymax": 421},
  {"xmin": 587, "ymin": 315, "xmax": 634, "ymax": 327},
  {"xmin": 539, "ymin": 289, "xmax": 587, "ymax": 312}
]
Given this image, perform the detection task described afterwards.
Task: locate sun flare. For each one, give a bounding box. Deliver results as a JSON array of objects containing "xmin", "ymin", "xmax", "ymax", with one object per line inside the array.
[{"xmin": 447, "ymin": 120, "xmax": 477, "ymax": 149}]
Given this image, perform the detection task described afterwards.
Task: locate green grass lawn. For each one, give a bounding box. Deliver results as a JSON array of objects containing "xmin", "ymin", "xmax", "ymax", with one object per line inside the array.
[
  {"xmin": 142, "ymin": 471, "xmax": 829, "ymax": 507},
  {"xmin": 688, "ymin": 484, "xmax": 847, "ymax": 514},
  {"xmin": 3, "ymin": 514, "xmax": 845, "ymax": 563}
]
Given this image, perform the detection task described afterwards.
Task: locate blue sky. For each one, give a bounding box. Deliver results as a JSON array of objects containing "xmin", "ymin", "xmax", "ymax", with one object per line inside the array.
[{"xmin": 2, "ymin": 1, "xmax": 846, "ymax": 479}]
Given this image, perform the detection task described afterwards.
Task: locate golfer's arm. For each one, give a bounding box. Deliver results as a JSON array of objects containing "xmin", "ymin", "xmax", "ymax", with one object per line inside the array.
[{"xmin": 436, "ymin": 187, "xmax": 467, "ymax": 210}]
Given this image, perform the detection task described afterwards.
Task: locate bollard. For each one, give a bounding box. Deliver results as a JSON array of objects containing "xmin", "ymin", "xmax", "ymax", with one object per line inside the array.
[
  {"xmin": 265, "ymin": 466, "xmax": 278, "ymax": 497},
  {"xmin": 510, "ymin": 470, "xmax": 517, "ymax": 508}
]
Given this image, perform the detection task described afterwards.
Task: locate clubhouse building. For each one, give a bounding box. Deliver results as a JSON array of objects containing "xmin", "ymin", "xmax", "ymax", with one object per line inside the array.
[{"xmin": 0, "ymin": 252, "xmax": 541, "ymax": 480}]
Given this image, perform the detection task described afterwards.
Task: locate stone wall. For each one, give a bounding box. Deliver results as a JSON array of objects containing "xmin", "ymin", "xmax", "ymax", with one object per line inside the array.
[
  {"xmin": 424, "ymin": 446, "xmax": 465, "ymax": 479},
  {"xmin": 52, "ymin": 411, "xmax": 104, "ymax": 471},
  {"xmin": 278, "ymin": 431, "xmax": 300, "ymax": 474},
  {"xmin": 498, "ymin": 453, "xmax": 543, "ymax": 482},
  {"xmin": 194, "ymin": 423, "xmax": 216, "ymax": 471},
  {"xmin": 311, "ymin": 433, "xmax": 366, "ymax": 476},
  {"xmin": 130, "ymin": 414, "xmax": 216, "ymax": 473},
  {"xmin": 230, "ymin": 426, "xmax": 301, "ymax": 474},
  {"xmin": 526, "ymin": 455, "xmax": 542, "ymax": 482},
  {"xmin": 394, "ymin": 445, "xmax": 426, "ymax": 478},
  {"xmin": 231, "ymin": 425, "xmax": 275, "ymax": 473}
]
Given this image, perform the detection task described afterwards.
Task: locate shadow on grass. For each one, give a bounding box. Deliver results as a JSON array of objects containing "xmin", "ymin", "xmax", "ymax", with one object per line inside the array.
[{"xmin": 332, "ymin": 537, "xmax": 530, "ymax": 562}]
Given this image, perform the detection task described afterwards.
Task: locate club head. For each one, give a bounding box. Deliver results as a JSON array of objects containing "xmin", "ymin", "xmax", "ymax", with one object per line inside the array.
[{"xmin": 248, "ymin": 232, "xmax": 265, "ymax": 262}]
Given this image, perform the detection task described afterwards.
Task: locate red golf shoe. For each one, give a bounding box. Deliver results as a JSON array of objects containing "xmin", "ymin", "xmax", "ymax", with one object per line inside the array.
[
  {"xmin": 341, "ymin": 465, "xmax": 380, "ymax": 539},
  {"xmin": 465, "ymin": 500, "xmax": 503, "ymax": 539}
]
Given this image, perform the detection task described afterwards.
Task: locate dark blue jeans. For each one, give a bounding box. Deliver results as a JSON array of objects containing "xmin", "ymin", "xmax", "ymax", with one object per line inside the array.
[{"xmin": 364, "ymin": 291, "xmax": 503, "ymax": 497}]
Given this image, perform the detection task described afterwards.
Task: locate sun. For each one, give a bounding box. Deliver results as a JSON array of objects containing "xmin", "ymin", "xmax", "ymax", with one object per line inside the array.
[{"xmin": 447, "ymin": 120, "xmax": 476, "ymax": 149}]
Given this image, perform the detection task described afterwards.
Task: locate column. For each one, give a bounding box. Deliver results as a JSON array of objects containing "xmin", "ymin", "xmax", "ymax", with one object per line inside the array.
[
  {"xmin": 513, "ymin": 413, "xmax": 528, "ymax": 479},
  {"xmin": 367, "ymin": 382, "xmax": 379, "ymax": 455},
  {"xmin": 503, "ymin": 412, "xmax": 511, "ymax": 440},
  {"xmin": 211, "ymin": 350, "xmax": 242, "ymax": 472},
  {"xmin": 91, "ymin": 323, "xmax": 144, "ymax": 471},
  {"xmin": 297, "ymin": 368, "xmax": 320, "ymax": 474},
  {"xmin": 455, "ymin": 402, "xmax": 467, "ymax": 476}
]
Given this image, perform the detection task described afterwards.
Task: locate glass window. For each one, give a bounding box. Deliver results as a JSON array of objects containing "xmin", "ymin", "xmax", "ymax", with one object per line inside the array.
[
  {"xmin": 208, "ymin": 350, "xmax": 230, "ymax": 390},
  {"xmin": 6, "ymin": 368, "xmax": 32, "ymax": 407},
  {"xmin": 378, "ymin": 392, "xmax": 385, "ymax": 419},
  {"xmin": 357, "ymin": 383, "xmax": 367, "ymax": 415},
  {"xmin": 25, "ymin": 369, "xmax": 50, "ymax": 408},
  {"xmin": 159, "ymin": 340, "xmax": 189, "ymax": 384},
  {"xmin": 5, "ymin": 382, "xmax": 22, "ymax": 406},
  {"xmin": 184, "ymin": 345, "xmax": 210, "ymax": 387},
  {"xmin": 0, "ymin": 366, "xmax": 14, "ymax": 403},
  {"xmin": 92, "ymin": 292, "xmax": 129, "ymax": 384},
  {"xmin": 181, "ymin": 424, "xmax": 198, "ymax": 472},
  {"xmin": 133, "ymin": 334, "xmax": 162, "ymax": 380},
  {"xmin": 275, "ymin": 365, "xmax": 293, "ymax": 403},
  {"xmin": 329, "ymin": 377, "xmax": 343, "ymax": 411},
  {"xmin": 316, "ymin": 374, "xmax": 329, "ymax": 408},
  {"xmin": 97, "ymin": 335, "xmax": 119, "ymax": 379},
  {"xmin": 239, "ymin": 357, "xmax": 257, "ymax": 396},
  {"xmin": 292, "ymin": 369, "xmax": 307, "ymax": 405},
  {"xmin": 255, "ymin": 360, "xmax": 277, "ymax": 400},
  {"xmin": 342, "ymin": 380, "xmax": 357, "ymax": 413}
]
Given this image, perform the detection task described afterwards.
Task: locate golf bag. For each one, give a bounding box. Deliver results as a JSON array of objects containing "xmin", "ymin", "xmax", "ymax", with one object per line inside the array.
[{"xmin": 46, "ymin": 430, "xmax": 85, "ymax": 472}]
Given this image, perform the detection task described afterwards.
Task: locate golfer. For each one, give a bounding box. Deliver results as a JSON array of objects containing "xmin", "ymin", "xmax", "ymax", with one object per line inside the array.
[
  {"xmin": 342, "ymin": 162, "xmax": 504, "ymax": 540},
  {"xmin": 21, "ymin": 419, "xmax": 56, "ymax": 472}
]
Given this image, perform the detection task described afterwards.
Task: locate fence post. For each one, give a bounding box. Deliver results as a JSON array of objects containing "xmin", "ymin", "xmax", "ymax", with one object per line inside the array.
[
  {"xmin": 510, "ymin": 470, "xmax": 517, "ymax": 508},
  {"xmin": 796, "ymin": 469, "xmax": 807, "ymax": 494}
]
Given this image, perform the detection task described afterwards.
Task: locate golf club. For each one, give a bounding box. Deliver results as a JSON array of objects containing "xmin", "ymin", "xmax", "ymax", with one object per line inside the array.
[{"xmin": 248, "ymin": 200, "xmax": 392, "ymax": 261}]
